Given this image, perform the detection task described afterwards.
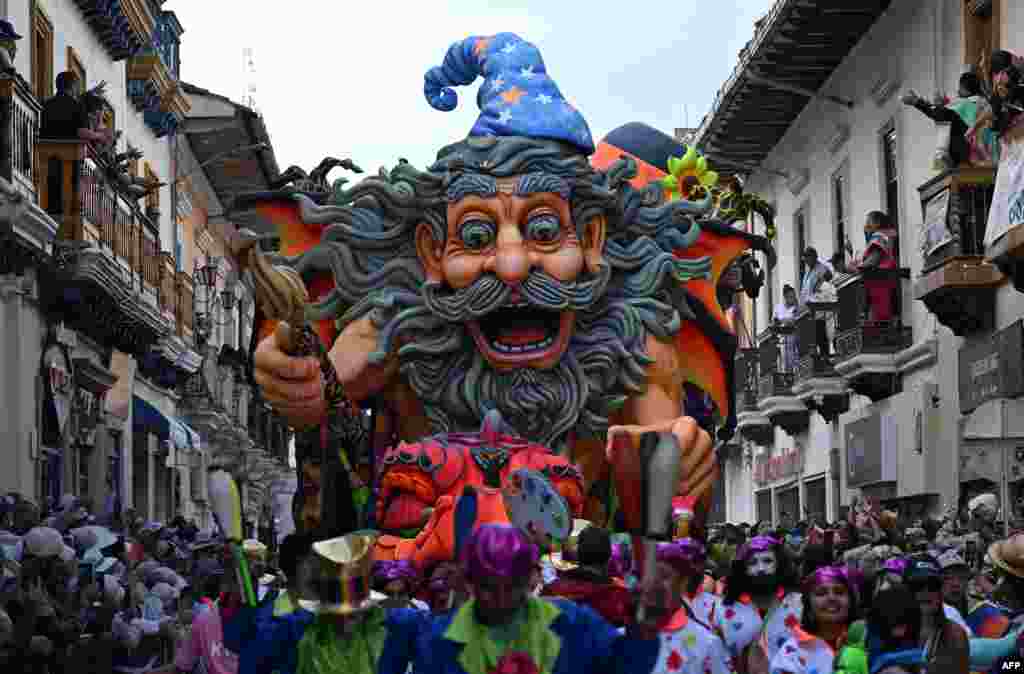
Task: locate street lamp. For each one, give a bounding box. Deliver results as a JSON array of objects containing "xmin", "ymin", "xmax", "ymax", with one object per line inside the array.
[{"xmin": 193, "ymin": 256, "xmax": 239, "ymax": 346}]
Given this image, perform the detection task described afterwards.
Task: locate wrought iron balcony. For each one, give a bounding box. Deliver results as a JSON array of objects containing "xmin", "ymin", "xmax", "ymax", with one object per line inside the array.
[
  {"xmin": 791, "ymin": 307, "xmax": 848, "ymax": 423},
  {"xmin": 0, "ymin": 74, "xmax": 40, "ymax": 201},
  {"xmin": 833, "ymin": 268, "xmax": 913, "ymax": 401},
  {"xmin": 914, "ymin": 167, "xmax": 1003, "ymax": 335},
  {"xmin": 734, "ymin": 347, "xmax": 772, "ymax": 445},
  {"xmin": 756, "ymin": 326, "xmax": 808, "ymax": 436},
  {"xmin": 735, "ymin": 347, "xmax": 760, "ymax": 414}
]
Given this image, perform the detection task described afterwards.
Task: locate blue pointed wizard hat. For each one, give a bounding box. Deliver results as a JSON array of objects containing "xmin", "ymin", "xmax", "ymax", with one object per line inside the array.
[{"xmin": 424, "ymin": 33, "xmax": 595, "ymax": 155}]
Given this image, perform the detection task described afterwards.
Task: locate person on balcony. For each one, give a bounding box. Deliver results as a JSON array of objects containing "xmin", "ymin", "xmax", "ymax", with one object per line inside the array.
[
  {"xmin": 799, "ymin": 248, "xmax": 834, "ymax": 361},
  {"xmin": 0, "ymin": 20, "xmax": 21, "ymax": 75},
  {"xmin": 799, "ymin": 248, "xmax": 833, "ymax": 306},
  {"xmin": 901, "ymin": 72, "xmax": 997, "ymax": 169},
  {"xmin": 773, "ymin": 285, "xmax": 799, "ymax": 373},
  {"xmin": 852, "ymin": 211, "xmax": 898, "ymax": 323},
  {"xmin": 39, "ymin": 72, "xmax": 109, "ymax": 145}
]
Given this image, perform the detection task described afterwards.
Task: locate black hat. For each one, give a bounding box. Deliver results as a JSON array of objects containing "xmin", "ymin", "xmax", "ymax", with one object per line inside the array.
[{"xmin": 0, "ymin": 20, "xmax": 21, "ymax": 42}]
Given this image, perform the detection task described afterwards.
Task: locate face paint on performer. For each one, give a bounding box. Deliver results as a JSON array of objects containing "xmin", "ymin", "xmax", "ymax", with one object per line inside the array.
[{"xmin": 746, "ymin": 550, "xmax": 778, "ymax": 578}]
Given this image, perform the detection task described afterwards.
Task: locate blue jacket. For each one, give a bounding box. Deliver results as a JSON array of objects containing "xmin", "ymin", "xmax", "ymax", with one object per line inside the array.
[
  {"xmin": 224, "ymin": 591, "xmax": 315, "ymax": 674},
  {"xmin": 413, "ymin": 598, "xmax": 660, "ymax": 674}
]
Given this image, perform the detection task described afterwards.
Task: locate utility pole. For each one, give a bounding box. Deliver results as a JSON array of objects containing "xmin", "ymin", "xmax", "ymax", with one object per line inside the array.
[{"xmin": 242, "ymin": 47, "xmax": 259, "ymax": 115}]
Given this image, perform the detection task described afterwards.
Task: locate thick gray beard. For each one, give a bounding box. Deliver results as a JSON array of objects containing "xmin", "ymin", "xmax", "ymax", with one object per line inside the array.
[
  {"xmin": 391, "ymin": 297, "xmax": 657, "ymax": 450},
  {"xmin": 400, "ymin": 329, "xmax": 590, "ymax": 450}
]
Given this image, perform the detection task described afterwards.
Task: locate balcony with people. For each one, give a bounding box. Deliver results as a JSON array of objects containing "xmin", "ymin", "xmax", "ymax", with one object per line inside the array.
[
  {"xmin": 755, "ymin": 309, "xmax": 809, "ymax": 437},
  {"xmin": 30, "ymin": 70, "xmax": 195, "ymax": 362},
  {"xmin": 903, "ymin": 74, "xmax": 1004, "ymax": 334},
  {"xmin": 786, "ymin": 248, "xmax": 850, "ymax": 423},
  {"xmin": 734, "ymin": 346, "xmax": 771, "ymax": 446},
  {"xmin": 978, "ymin": 51, "xmax": 1024, "ymax": 293},
  {"xmin": 831, "ymin": 216, "xmax": 914, "ymax": 400}
]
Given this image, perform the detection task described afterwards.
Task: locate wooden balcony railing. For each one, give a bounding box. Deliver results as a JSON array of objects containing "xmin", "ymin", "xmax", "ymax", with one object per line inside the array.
[
  {"xmin": 76, "ymin": 154, "xmax": 161, "ymax": 293},
  {"xmin": 918, "ymin": 167, "xmax": 995, "ymax": 271},
  {"xmin": 34, "ymin": 130, "xmax": 206, "ymax": 350},
  {"xmin": 176, "ymin": 271, "xmax": 194, "ymax": 336},
  {"xmin": 158, "ymin": 252, "xmax": 176, "ymax": 317},
  {"xmin": 758, "ymin": 330, "xmax": 794, "ymax": 398},
  {"xmin": 0, "ymin": 74, "xmax": 41, "ymax": 200},
  {"xmin": 793, "ymin": 307, "xmax": 837, "ymax": 383},
  {"xmin": 735, "ymin": 348, "xmax": 760, "ymax": 413}
]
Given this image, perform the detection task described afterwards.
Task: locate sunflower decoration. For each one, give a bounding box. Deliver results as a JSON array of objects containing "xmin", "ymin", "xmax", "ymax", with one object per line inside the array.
[{"xmin": 661, "ymin": 146, "xmax": 719, "ymax": 201}]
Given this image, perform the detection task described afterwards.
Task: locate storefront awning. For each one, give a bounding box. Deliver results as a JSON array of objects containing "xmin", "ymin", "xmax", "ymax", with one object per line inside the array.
[{"xmin": 132, "ymin": 396, "xmax": 201, "ymax": 451}]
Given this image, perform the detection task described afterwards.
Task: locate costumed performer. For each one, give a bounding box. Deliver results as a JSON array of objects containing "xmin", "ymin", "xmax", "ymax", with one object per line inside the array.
[
  {"xmin": 371, "ymin": 560, "xmax": 429, "ymax": 610},
  {"xmin": 714, "ymin": 536, "xmax": 802, "ymax": 672},
  {"xmin": 294, "ymin": 533, "xmax": 427, "ymax": 674},
  {"xmin": 657, "ymin": 538, "xmax": 717, "ymax": 627},
  {"xmin": 638, "ymin": 539, "xmax": 730, "ymax": 674},
  {"xmin": 769, "ymin": 566, "xmax": 859, "ymax": 674},
  {"xmin": 223, "ymin": 533, "xmax": 316, "ymax": 674},
  {"xmin": 542, "ymin": 524, "xmax": 632, "ymax": 627},
  {"xmin": 414, "ymin": 524, "xmax": 662, "ymax": 674}
]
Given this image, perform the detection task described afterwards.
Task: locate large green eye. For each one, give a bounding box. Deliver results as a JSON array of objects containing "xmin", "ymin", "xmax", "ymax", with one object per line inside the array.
[
  {"xmin": 459, "ymin": 219, "xmax": 495, "ymax": 250},
  {"xmin": 526, "ymin": 214, "xmax": 561, "ymax": 243}
]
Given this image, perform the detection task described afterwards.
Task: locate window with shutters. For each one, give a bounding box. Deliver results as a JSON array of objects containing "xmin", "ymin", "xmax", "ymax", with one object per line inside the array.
[
  {"xmin": 832, "ymin": 165, "xmax": 849, "ymax": 260},
  {"xmin": 794, "ymin": 206, "xmax": 809, "ymax": 282},
  {"xmin": 881, "ymin": 122, "xmax": 900, "ymax": 229},
  {"xmin": 30, "ymin": 2, "xmax": 54, "ymax": 101}
]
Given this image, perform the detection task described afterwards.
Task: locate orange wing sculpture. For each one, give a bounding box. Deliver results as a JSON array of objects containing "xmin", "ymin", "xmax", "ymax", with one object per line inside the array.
[
  {"xmin": 589, "ymin": 123, "xmax": 775, "ymax": 533},
  {"xmin": 590, "ymin": 122, "xmax": 775, "ymax": 443},
  {"xmin": 234, "ymin": 194, "xmax": 340, "ymax": 353}
]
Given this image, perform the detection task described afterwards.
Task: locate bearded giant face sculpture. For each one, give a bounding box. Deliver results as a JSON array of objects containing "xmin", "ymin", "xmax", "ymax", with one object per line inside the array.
[{"xmin": 240, "ymin": 33, "xmax": 771, "ymax": 546}]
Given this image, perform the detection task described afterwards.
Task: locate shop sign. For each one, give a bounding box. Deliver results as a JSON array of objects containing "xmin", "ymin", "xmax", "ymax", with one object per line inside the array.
[
  {"xmin": 959, "ymin": 320, "xmax": 1024, "ymax": 414},
  {"xmin": 754, "ymin": 447, "xmax": 803, "ymax": 485},
  {"xmin": 42, "ymin": 345, "xmax": 72, "ymax": 435}
]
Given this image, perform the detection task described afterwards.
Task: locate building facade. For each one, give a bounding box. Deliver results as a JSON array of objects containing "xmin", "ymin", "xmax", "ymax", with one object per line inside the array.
[
  {"xmin": 0, "ymin": 0, "xmax": 292, "ymax": 529},
  {"xmin": 699, "ymin": 0, "xmax": 1024, "ymax": 528}
]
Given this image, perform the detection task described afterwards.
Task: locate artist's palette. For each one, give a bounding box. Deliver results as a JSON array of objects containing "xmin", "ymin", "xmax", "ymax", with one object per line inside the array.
[{"xmin": 503, "ymin": 468, "xmax": 571, "ymax": 544}]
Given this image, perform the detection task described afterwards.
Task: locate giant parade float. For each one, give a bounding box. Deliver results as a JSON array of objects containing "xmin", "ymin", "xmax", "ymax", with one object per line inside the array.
[{"xmin": 225, "ymin": 32, "xmax": 776, "ymax": 572}]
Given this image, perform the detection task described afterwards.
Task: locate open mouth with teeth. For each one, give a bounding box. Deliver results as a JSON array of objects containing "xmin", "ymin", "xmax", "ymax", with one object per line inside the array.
[{"xmin": 466, "ymin": 301, "xmax": 575, "ymax": 369}]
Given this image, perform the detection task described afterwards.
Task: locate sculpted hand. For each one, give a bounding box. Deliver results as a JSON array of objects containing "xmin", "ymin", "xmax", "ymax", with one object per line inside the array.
[
  {"xmin": 606, "ymin": 416, "xmax": 716, "ymax": 505},
  {"xmin": 253, "ymin": 323, "xmax": 326, "ymax": 429}
]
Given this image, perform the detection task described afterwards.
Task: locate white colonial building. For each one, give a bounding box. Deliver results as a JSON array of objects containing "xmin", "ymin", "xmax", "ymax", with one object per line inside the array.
[
  {"xmin": 699, "ymin": 0, "xmax": 1024, "ymax": 529},
  {"xmin": 0, "ymin": 0, "xmax": 291, "ymax": 530}
]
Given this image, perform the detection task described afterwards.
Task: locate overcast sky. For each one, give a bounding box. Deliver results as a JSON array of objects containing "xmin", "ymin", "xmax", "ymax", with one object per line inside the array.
[{"xmin": 169, "ymin": 1, "xmax": 775, "ymax": 174}]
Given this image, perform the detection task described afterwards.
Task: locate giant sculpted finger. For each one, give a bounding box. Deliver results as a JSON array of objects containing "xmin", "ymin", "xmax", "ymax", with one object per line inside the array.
[{"xmin": 606, "ymin": 415, "xmax": 715, "ymax": 507}]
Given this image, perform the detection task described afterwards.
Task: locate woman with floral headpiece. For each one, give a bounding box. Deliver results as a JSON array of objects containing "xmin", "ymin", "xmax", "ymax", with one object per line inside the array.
[{"xmin": 769, "ymin": 566, "xmax": 859, "ymax": 674}]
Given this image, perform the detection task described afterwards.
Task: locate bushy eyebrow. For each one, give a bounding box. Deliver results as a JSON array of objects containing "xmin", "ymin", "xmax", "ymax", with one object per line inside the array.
[
  {"xmin": 515, "ymin": 173, "xmax": 570, "ymax": 200},
  {"xmin": 447, "ymin": 174, "xmax": 497, "ymax": 202}
]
